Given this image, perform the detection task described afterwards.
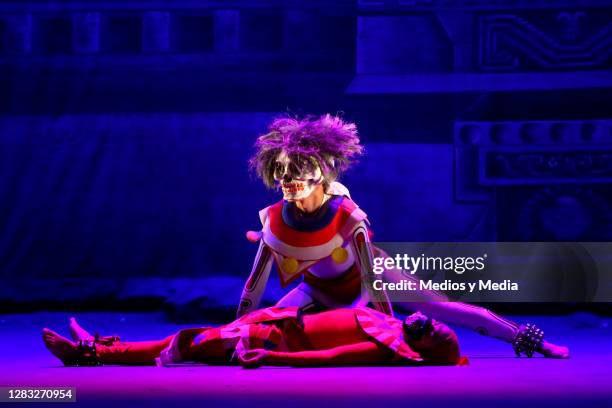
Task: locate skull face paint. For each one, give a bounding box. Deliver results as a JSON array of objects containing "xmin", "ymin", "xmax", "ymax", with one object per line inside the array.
[{"xmin": 273, "ymin": 151, "xmax": 323, "ymax": 201}]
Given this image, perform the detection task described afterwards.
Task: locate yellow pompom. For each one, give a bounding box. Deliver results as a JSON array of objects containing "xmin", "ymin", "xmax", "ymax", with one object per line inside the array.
[
  {"xmin": 281, "ymin": 257, "xmax": 299, "ymax": 275},
  {"xmin": 331, "ymin": 247, "xmax": 348, "ymax": 264}
]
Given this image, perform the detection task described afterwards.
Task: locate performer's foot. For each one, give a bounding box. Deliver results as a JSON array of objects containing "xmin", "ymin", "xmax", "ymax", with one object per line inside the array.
[
  {"xmin": 539, "ymin": 341, "xmax": 570, "ymax": 359},
  {"xmin": 68, "ymin": 317, "xmax": 94, "ymax": 341},
  {"xmin": 42, "ymin": 328, "xmax": 80, "ymax": 364}
]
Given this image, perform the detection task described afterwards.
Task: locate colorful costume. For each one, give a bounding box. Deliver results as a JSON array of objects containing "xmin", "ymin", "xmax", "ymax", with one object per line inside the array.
[
  {"xmin": 157, "ymin": 307, "xmax": 424, "ymax": 366},
  {"xmin": 238, "ymin": 182, "xmax": 390, "ymax": 317}
]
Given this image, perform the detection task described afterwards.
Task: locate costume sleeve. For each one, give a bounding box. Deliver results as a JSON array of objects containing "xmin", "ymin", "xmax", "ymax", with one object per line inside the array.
[
  {"xmin": 236, "ymin": 240, "xmax": 274, "ymax": 318},
  {"xmin": 349, "ymin": 221, "xmax": 394, "ymax": 316}
]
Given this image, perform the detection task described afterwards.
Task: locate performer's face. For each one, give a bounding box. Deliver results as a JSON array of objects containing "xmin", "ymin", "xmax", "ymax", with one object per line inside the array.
[
  {"xmin": 273, "ymin": 150, "xmax": 323, "ymax": 201},
  {"xmin": 404, "ymin": 312, "xmax": 459, "ymax": 364}
]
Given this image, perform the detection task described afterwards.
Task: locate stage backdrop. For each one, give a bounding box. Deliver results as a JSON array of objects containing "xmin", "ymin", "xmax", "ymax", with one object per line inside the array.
[
  {"xmin": 0, "ymin": 112, "xmax": 487, "ymax": 318},
  {"xmin": 0, "ymin": 0, "xmax": 610, "ymax": 317}
]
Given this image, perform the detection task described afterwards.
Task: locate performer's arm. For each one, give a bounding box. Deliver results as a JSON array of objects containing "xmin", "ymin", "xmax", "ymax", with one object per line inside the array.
[
  {"xmin": 239, "ymin": 341, "xmax": 393, "ymax": 368},
  {"xmin": 236, "ymin": 240, "xmax": 273, "ymax": 318},
  {"xmin": 350, "ymin": 222, "xmax": 393, "ymax": 315}
]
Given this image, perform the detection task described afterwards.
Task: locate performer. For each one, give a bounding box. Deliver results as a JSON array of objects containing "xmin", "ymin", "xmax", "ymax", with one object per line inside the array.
[
  {"xmin": 237, "ymin": 114, "xmax": 569, "ymax": 359},
  {"xmin": 239, "ymin": 114, "xmax": 392, "ymax": 318},
  {"xmin": 41, "ymin": 308, "xmax": 464, "ymax": 367}
]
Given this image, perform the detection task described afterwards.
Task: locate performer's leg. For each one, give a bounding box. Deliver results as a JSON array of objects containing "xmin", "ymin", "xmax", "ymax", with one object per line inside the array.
[
  {"xmin": 65, "ymin": 318, "xmax": 174, "ymax": 364},
  {"xmin": 400, "ymin": 300, "xmax": 518, "ymax": 341},
  {"xmin": 42, "ymin": 328, "xmax": 174, "ymax": 365},
  {"xmin": 276, "ymin": 281, "xmax": 361, "ymax": 312},
  {"xmin": 379, "ymin": 253, "xmax": 569, "ymax": 358},
  {"xmin": 397, "ymin": 300, "xmax": 569, "ymax": 358},
  {"xmin": 275, "ymin": 283, "xmax": 327, "ymax": 313},
  {"xmin": 95, "ymin": 336, "xmax": 174, "ymax": 364},
  {"xmin": 375, "ymin": 248, "xmax": 520, "ymax": 342}
]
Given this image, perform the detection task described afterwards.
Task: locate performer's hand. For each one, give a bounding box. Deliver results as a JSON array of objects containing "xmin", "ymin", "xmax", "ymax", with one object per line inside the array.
[{"xmin": 238, "ymin": 349, "xmax": 269, "ymax": 369}]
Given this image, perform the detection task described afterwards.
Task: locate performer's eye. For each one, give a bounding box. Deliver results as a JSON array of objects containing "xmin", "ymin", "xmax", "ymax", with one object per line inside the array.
[
  {"xmin": 288, "ymin": 162, "xmax": 302, "ymax": 178},
  {"xmin": 274, "ymin": 161, "xmax": 284, "ymax": 176},
  {"xmin": 301, "ymin": 159, "xmax": 314, "ymax": 173},
  {"xmin": 294, "ymin": 157, "xmax": 314, "ymax": 176}
]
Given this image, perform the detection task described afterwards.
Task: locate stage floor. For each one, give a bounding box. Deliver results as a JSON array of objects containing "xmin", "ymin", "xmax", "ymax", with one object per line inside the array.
[{"xmin": 1, "ymin": 311, "xmax": 610, "ymax": 407}]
